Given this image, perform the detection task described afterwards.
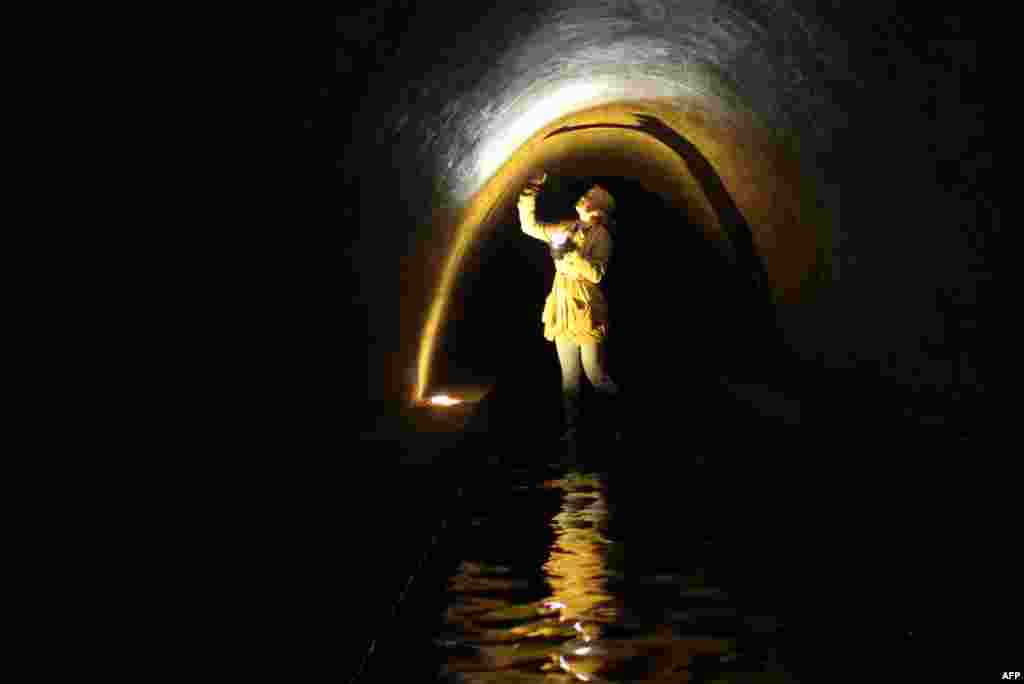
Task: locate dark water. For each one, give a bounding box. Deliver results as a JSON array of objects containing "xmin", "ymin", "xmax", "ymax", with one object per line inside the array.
[
  {"xmin": 354, "ymin": 407, "xmax": 962, "ymax": 684},
  {"xmin": 412, "ymin": 464, "xmax": 816, "ymax": 683}
]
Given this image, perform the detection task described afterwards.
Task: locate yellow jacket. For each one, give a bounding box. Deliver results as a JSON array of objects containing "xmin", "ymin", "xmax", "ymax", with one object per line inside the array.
[{"xmin": 518, "ymin": 192, "xmax": 613, "ymax": 344}]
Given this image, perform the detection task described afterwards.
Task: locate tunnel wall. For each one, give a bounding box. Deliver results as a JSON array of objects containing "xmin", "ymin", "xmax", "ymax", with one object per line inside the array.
[{"xmin": 339, "ymin": 0, "xmax": 991, "ymax": 423}]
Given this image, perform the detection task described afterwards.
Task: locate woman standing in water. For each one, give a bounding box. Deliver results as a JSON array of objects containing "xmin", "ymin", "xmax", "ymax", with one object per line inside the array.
[{"xmin": 518, "ymin": 171, "xmax": 623, "ymax": 447}]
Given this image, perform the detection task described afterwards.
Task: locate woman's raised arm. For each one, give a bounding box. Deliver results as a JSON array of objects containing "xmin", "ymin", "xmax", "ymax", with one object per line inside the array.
[{"xmin": 518, "ymin": 192, "xmax": 574, "ymax": 244}]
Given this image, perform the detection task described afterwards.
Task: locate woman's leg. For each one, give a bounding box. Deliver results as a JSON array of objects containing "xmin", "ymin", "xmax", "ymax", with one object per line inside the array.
[
  {"xmin": 582, "ymin": 340, "xmax": 624, "ymax": 441},
  {"xmin": 555, "ymin": 337, "xmax": 582, "ymax": 439},
  {"xmin": 556, "ymin": 337, "xmax": 583, "ymax": 395},
  {"xmin": 581, "ymin": 341, "xmax": 619, "ymax": 396}
]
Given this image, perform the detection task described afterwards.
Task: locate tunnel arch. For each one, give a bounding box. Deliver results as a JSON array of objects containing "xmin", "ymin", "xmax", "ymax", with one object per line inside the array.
[
  {"xmin": 415, "ymin": 99, "xmax": 831, "ymax": 401},
  {"xmin": 438, "ymin": 172, "xmax": 768, "ymax": 407}
]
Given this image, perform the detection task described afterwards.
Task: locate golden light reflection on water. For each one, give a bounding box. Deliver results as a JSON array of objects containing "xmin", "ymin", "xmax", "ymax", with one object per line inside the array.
[
  {"xmin": 542, "ymin": 476, "xmax": 617, "ymax": 627},
  {"xmin": 437, "ymin": 472, "xmax": 738, "ymax": 683}
]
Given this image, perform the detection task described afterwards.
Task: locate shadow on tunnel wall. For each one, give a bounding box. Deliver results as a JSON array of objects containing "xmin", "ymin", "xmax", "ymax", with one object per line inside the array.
[
  {"xmin": 545, "ymin": 114, "xmax": 773, "ymax": 310},
  {"xmin": 551, "ymin": 113, "xmax": 788, "ymax": 364}
]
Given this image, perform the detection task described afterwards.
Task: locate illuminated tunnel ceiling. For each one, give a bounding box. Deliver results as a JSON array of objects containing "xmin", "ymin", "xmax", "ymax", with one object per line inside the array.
[{"xmin": 338, "ymin": 1, "xmax": 990, "ymax": 405}]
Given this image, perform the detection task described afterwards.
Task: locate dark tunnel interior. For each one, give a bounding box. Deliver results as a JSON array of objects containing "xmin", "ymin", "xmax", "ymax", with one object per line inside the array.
[{"xmin": 295, "ymin": 3, "xmax": 1005, "ymax": 680}]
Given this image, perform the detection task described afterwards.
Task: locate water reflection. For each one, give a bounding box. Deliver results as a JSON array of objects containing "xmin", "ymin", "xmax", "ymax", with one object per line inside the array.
[
  {"xmin": 435, "ymin": 470, "xmax": 790, "ymax": 683},
  {"xmin": 541, "ymin": 473, "xmax": 616, "ymax": 627}
]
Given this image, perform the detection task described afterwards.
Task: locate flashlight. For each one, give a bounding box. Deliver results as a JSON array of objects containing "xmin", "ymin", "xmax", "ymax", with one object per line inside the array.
[
  {"xmin": 550, "ymin": 230, "xmax": 577, "ymax": 260},
  {"xmin": 428, "ymin": 394, "xmax": 461, "ymax": 406}
]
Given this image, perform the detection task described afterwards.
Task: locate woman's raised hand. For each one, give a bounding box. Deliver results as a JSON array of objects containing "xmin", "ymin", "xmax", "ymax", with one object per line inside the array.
[{"xmin": 521, "ymin": 170, "xmax": 548, "ymax": 197}]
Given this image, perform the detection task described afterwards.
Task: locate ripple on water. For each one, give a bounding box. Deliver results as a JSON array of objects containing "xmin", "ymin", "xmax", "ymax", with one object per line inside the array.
[{"xmin": 431, "ymin": 471, "xmax": 796, "ymax": 682}]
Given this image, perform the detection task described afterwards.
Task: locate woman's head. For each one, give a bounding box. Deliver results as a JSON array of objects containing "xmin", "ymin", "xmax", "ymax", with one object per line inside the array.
[{"xmin": 575, "ymin": 185, "xmax": 615, "ymax": 224}]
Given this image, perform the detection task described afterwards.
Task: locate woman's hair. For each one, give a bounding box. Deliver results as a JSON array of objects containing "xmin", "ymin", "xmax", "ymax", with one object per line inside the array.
[{"xmin": 580, "ymin": 185, "xmax": 615, "ymax": 214}]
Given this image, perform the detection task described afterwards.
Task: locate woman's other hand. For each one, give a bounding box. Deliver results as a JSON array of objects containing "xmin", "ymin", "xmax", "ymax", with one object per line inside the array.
[
  {"xmin": 553, "ymin": 246, "xmax": 579, "ymax": 271},
  {"xmin": 554, "ymin": 252, "xmax": 573, "ymax": 273}
]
